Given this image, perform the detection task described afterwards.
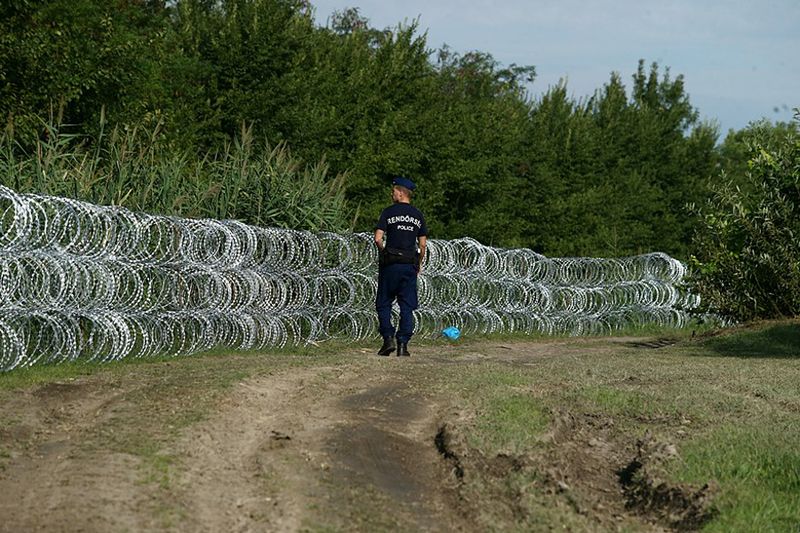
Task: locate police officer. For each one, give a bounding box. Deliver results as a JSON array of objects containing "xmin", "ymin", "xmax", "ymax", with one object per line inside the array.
[{"xmin": 374, "ymin": 177, "xmax": 427, "ymax": 356}]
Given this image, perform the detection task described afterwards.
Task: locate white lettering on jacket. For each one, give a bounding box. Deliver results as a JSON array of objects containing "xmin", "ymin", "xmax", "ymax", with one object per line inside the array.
[{"xmin": 387, "ymin": 215, "xmax": 422, "ymax": 228}]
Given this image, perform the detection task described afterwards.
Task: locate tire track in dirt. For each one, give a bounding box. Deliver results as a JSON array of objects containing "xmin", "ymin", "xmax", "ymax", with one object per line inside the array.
[
  {"xmin": 0, "ymin": 379, "xmax": 159, "ymax": 533},
  {"xmin": 173, "ymin": 363, "xmax": 464, "ymax": 532},
  {"xmin": 326, "ymin": 382, "xmax": 460, "ymax": 531},
  {"xmin": 174, "ymin": 367, "xmax": 331, "ymax": 532}
]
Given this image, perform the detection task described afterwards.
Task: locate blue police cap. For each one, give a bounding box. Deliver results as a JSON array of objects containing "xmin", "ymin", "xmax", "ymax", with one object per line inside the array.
[{"xmin": 392, "ymin": 177, "xmax": 416, "ymax": 191}]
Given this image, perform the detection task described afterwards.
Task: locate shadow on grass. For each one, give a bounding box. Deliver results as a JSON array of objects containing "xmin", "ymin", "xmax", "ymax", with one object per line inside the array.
[{"xmin": 703, "ymin": 323, "xmax": 800, "ymax": 358}]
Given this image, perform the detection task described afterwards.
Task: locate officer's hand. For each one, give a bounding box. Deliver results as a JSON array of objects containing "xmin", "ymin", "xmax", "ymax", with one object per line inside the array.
[{"xmin": 416, "ymin": 264, "xmax": 423, "ymax": 276}]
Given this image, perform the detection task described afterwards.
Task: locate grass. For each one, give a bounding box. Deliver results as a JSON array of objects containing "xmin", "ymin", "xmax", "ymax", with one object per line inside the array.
[
  {"xmin": 702, "ymin": 321, "xmax": 800, "ymax": 358},
  {"xmin": 471, "ymin": 393, "xmax": 549, "ymax": 454},
  {"xmin": 672, "ymin": 423, "xmax": 800, "ymax": 531},
  {"xmin": 444, "ymin": 317, "xmax": 714, "ymax": 347},
  {"xmin": 0, "ymin": 338, "xmax": 365, "ymax": 390},
  {"xmin": 424, "ymin": 320, "xmax": 800, "ymax": 531},
  {"xmin": 0, "ymin": 361, "xmax": 104, "ymax": 390},
  {"xmin": 2, "ymin": 320, "xmax": 799, "ymax": 531},
  {"xmin": 578, "ymin": 385, "xmax": 657, "ymax": 415},
  {"xmin": 603, "ymin": 316, "xmax": 719, "ymax": 338},
  {"xmin": 0, "ymin": 120, "xmax": 348, "ymax": 232},
  {"xmin": 0, "ymin": 319, "xmax": 698, "ymax": 388},
  {"xmin": 136, "ymin": 442, "xmax": 178, "ymax": 490}
]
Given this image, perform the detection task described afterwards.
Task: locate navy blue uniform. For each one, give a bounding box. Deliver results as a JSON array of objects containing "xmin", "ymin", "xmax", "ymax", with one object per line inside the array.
[{"xmin": 375, "ymin": 203, "xmax": 427, "ymax": 343}]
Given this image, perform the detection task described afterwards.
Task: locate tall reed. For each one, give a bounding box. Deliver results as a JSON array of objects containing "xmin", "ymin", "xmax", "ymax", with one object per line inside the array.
[{"xmin": 0, "ymin": 118, "xmax": 349, "ymax": 232}]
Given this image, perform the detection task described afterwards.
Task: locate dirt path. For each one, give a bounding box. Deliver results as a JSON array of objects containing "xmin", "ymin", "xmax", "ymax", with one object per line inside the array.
[
  {"xmin": 0, "ymin": 338, "xmax": 712, "ymax": 532},
  {"xmin": 173, "ymin": 360, "xmax": 469, "ymax": 532},
  {"xmin": 0, "ymin": 379, "xmax": 159, "ymax": 532}
]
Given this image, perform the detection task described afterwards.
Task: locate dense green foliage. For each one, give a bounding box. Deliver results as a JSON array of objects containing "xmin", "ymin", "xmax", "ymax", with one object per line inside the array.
[
  {"xmin": 0, "ymin": 0, "xmax": 172, "ymax": 141},
  {"xmin": 0, "ymin": 0, "xmax": 792, "ymax": 268},
  {"xmin": 688, "ymin": 112, "xmax": 800, "ymax": 321},
  {"xmin": 0, "ymin": 122, "xmax": 347, "ymax": 231}
]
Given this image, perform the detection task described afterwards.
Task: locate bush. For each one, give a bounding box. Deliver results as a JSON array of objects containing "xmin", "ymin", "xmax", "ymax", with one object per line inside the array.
[{"xmin": 688, "ymin": 110, "xmax": 800, "ymax": 321}]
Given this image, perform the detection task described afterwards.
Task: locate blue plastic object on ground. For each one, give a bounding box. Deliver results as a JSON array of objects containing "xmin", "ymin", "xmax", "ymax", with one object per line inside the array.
[{"xmin": 442, "ymin": 326, "xmax": 461, "ymax": 340}]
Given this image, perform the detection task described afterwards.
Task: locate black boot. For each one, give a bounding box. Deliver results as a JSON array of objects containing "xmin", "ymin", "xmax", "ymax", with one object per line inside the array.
[
  {"xmin": 377, "ymin": 336, "xmax": 395, "ymax": 356},
  {"xmin": 397, "ymin": 342, "xmax": 410, "ymax": 357}
]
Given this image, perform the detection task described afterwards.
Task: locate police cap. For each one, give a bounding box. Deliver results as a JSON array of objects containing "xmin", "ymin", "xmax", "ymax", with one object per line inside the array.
[{"xmin": 392, "ymin": 176, "xmax": 416, "ymax": 191}]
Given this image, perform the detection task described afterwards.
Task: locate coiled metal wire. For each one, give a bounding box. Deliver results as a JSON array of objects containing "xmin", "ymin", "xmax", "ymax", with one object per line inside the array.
[{"xmin": 0, "ymin": 185, "xmax": 700, "ymax": 370}]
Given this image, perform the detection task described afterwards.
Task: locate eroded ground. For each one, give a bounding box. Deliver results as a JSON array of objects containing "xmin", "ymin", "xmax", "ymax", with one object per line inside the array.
[{"xmin": 0, "ymin": 337, "xmax": 752, "ymax": 532}]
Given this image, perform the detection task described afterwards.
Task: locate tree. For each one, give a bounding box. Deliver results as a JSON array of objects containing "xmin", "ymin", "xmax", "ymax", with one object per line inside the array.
[
  {"xmin": 0, "ymin": 0, "xmax": 171, "ymax": 143},
  {"xmin": 517, "ymin": 62, "xmax": 717, "ymax": 258},
  {"xmin": 421, "ymin": 48, "xmax": 534, "ymax": 245},
  {"xmin": 717, "ymin": 118, "xmax": 800, "ymax": 195},
  {"xmin": 689, "ymin": 109, "xmax": 800, "ymax": 320},
  {"xmin": 279, "ymin": 16, "xmax": 440, "ymax": 231}
]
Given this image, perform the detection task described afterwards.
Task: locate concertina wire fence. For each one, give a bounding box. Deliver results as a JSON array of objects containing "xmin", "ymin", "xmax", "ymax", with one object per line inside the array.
[{"xmin": 0, "ymin": 185, "xmax": 701, "ymax": 371}]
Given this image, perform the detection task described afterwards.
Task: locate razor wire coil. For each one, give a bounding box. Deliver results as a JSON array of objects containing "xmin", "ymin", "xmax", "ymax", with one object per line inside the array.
[{"xmin": 0, "ymin": 185, "xmax": 700, "ymax": 371}]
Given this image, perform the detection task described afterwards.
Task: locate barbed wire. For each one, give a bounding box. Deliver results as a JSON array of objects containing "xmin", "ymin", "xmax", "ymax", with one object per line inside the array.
[{"xmin": 0, "ymin": 185, "xmax": 701, "ymax": 371}]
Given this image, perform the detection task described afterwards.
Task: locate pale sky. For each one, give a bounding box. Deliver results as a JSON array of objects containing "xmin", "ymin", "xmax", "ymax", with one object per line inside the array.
[{"xmin": 310, "ymin": 0, "xmax": 799, "ymax": 137}]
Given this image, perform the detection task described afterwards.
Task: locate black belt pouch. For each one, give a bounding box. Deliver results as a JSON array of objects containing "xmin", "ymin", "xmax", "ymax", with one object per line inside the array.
[{"xmin": 381, "ymin": 247, "xmax": 418, "ymax": 267}]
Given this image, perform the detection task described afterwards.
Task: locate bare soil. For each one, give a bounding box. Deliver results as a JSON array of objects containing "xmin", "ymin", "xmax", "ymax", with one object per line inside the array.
[{"xmin": 0, "ymin": 338, "xmax": 715, "ymax": 532}]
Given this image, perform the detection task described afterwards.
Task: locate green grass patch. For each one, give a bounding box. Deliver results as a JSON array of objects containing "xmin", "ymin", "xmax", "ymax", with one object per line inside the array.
[
  {"xmin": 0, "ymin": 319, "xmax": 705, "ymax": 386},
  {"xmin": 471, "ymin": 394, "xmax": 549, "ymax": 454},
  {"xmin": 0, "ymin": 360, "xmax": 115, "ymax": 390},
  {"xmin": 446, "ymin": 319, "xmax": 706, "ymax": 346},
  {"xmin": 672, "ymin": 423, "xmax": 800, "ymax": 531},
  {"xmin": 458, "ymin": 366, "xmax": 533, "ymax": 390},
  {"xmin": 439, "ymin": 365, "xmax": 549, "ymax": 454},
  {"xmin": 0, "ymin": 338, "xmax": 374, "ymax": 389},
  {"xmin": 0, "ymin": 348, "xmax": 251, "ymax": 390},
  {"xmin": 701, "ymin": 322, "xmax": 800, "ymax": 358},
  {"xmin": 136, "ymin": 440, "xmax": 178, "ymax": 489},
  {"xmin": 579, "ymin": 385, "xmax": 654, "ymax": 415},
  {"xmin": 3, "ymin": 321, "xmax": 800, "ymax": 531},
  {"xmin": 608, "ymin": 317, "xmax": 717, "ymax": 338}
]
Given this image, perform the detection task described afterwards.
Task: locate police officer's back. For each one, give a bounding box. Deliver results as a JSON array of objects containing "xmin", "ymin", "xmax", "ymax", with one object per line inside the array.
[{"xmin": 374, "ymin": 177, "xmax": 427, "ymax": 356}]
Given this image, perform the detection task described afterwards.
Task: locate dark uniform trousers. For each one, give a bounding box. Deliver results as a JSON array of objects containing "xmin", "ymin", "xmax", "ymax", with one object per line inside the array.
[{"xmin": 376, "ymin": 263, "xmax": 418, "ymax": 343}]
